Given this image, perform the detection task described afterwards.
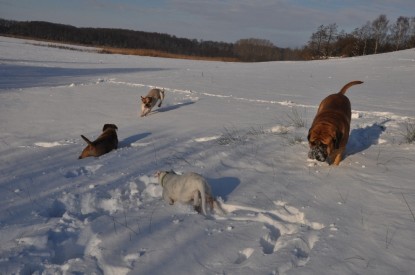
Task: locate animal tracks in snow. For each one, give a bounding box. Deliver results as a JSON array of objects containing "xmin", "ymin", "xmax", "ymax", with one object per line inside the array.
[
  {"xmin": 62, "ymin": 164, "xmax": 103, "ymax": 178},
  {"xmin": 234, "ymin": 248, "xmax": 255, "ymax": 264},
  {"xmin": 108, "ymin": 79, "xmax": 413, "ymax": 126},
  {"xmin": 55, "ymin": 79, "xmax": 414, "ymax": 125},
  {"xmin": 18, "ymin": 139, "xmax": 76, "ymax": 148},
  {"xmin": 217, "ymin": 200, "xmax": 324, "ymax": 267},
  {"xmin": 34, "ymin": 139, "xmax": 76, "ymax": 148},
  {"xmin": 108, "ymin": 79, "xmax": 315, "ymax": 109},
  {"xmin": 193, "ymin": 135, "xmax": 221, "ymax": 142}
]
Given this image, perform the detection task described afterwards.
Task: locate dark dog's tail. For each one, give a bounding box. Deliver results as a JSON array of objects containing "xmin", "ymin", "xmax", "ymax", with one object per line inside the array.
[
  {"xmin": 81, "ymin": 135, "xmax": 93, "ymax": 145},
  {"xmin": 338, "ymin": 80, "xmax": 364, "ymax": 95}
]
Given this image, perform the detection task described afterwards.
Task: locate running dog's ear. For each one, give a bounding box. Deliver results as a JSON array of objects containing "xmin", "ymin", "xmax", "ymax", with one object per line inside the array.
[
  {"xmin": 307, "ymin": 129, "xmax": 311, "ymax": 142},
  {"xmin": 333, "ymin": 131, "xmax": 343, "ymax": 149}
]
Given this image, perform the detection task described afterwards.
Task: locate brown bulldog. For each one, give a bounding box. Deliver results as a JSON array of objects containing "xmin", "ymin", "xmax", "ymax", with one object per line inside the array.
[{"xmin": 307, "ymin": 81, "xmax": 363, "ymax": 165}]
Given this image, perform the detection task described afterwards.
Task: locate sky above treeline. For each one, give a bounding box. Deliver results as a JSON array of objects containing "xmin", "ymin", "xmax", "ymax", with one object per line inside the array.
[{"xmin": 1, "ymin": 0, "xmax": 415, "ymax": 48}]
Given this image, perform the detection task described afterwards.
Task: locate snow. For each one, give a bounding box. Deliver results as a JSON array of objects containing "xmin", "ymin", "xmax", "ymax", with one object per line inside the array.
[{"xmin": 0, "ymin": 36, "xmax": 414, "ymax": 274}]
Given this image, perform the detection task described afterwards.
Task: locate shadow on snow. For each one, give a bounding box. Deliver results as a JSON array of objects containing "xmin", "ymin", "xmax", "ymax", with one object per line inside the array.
[
  {"xmin": 346, "ymin": 121, "xmax": 388, "ymax": 156},
  {"xmin": 119, "ymin": 132, "xmax": 152, "ymax": 148},
  {"xmin": 208, "ymin": 176, "xmax": 240, "ymax": 201},
  {"xmin": 0, "ymin": 64, "xmax": 168, "ymax": 90}
]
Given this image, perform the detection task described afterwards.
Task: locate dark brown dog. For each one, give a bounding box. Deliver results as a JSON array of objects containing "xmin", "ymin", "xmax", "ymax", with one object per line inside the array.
[
  {"xmin": 307, "ymin": 81, "xmax": 363, "ymax": 165},
  {"xmin": 79, "ymin": 124, "xmax": 118, "ymax": 159}
]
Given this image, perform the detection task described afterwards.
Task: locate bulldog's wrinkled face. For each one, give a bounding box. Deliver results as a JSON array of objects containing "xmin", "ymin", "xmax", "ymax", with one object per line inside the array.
[
  {"xmin": 308, "ymin": 140, "xmax": 329, "ymax": 162},
  {"xmin": 307, "ymin": 125, "xmax": 343, "ymax": 164},
  {"xmin": 307, "ymin": 127, "xmax": 338, "ymax": 163}
]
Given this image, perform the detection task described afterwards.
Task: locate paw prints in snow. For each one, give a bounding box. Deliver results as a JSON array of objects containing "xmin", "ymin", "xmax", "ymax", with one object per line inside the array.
[
  {"xmin": 34, "ymin": 140, "xmax": 76, "ymax": 147},
  {"xmin": 63, "ymin": 164, "xmax": 103, "ymax": 178},
  {"xmin": 234, "ymin": 248, "xmax": 255, "ymax": 264},
  {"xmin": 219, "ymin": 200, "xmax": 324, "ymax": 269}
]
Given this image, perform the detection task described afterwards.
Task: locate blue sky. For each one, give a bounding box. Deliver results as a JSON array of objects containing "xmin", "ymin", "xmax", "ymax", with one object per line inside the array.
[{"xmin": 1, "ymin": 0, "xmax": 414, "ymax": 48}]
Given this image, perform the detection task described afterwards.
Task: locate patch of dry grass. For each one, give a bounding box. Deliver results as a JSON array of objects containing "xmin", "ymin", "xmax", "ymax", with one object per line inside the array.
[{"xmin": 99, "ymin": 47, "xmax": 239, "ymax": 62}]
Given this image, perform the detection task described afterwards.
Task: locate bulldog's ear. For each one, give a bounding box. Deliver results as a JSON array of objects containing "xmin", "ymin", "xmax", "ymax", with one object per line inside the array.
[{"xmin": 334, "ymin": 131, "xmax": 343, "ymax": 149}]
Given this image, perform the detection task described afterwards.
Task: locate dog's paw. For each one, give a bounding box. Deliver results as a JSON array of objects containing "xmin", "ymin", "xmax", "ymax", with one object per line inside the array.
[{"xmin": 194, "ymin": 205, "xmax": 202, "ymax": 213}]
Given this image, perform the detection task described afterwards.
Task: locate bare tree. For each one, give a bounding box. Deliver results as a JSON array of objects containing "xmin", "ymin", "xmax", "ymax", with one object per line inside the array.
[
  {"xmin": 409, "ymin": 17, "xmax": 415, "ymax": 48},
  {"xmin": 324, "ymin": 23, "xmax": 338, "ymax": 57},
  {"xmin": 308, "ymin": 25, "xmax": 328, "ymax": 58},
  {"xmin": 372, "ymin": 14, "xmax": 389, "ymax": 54},
  {"xmin": 390, "ymin": 16, "xmax": 410, "ymax": 51},
  {"xmin": 353, "ymin": 22, "xmax": 372, "ymax": 55}
]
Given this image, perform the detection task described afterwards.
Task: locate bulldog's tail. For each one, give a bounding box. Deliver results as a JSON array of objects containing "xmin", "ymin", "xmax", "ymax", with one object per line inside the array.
[{"xmin": 338, "ymin": 80, "xmax": 364, "ymax": 95}]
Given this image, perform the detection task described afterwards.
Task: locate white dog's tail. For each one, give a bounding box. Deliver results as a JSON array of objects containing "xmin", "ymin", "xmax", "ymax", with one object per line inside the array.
[
  {"xmin": 212, "ymin": 199, "xmax": 226, "ymax": 216},
  {"xmin": 199, "ymin": 185, "xmax": 208, "ymax": 216}
]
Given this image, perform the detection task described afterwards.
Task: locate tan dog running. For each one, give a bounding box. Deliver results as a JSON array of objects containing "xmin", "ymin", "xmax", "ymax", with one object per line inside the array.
[
  {"xmin": 156, "ymin": 171, "xmax": 222, "ymax": 216},
  {"xmin": 307, "ymin": 81, "xmax": 363, "ymax": 165},
  {"xmin": 79, "ymin": 124, "xmax": 118, "ymax": 159},
  {"xmin": 140, "ymin": 88, "xmax": 165, "ymax": 117}
]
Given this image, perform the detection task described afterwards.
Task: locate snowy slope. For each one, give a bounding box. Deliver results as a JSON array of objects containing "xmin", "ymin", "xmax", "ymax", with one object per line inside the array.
[{"xmin": 0, "ymin": 36, "xmax": 414, "ymax": 275}]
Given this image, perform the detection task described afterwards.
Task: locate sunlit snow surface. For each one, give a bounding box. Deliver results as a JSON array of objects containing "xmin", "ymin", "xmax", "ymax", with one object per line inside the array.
[{"xmin": 0, "ymin": 37, "xmax": 414, "ymax": 274}]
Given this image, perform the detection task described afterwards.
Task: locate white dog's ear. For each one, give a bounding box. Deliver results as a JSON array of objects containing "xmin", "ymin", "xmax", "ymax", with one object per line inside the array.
[{"xmin": 154, "ymin": 171, "xmax": 161, "ymax": 178}]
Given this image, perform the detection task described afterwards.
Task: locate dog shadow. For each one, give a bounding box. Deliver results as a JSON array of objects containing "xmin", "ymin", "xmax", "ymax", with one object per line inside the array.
[
  {"xmin": 346, "ymin": 121, "xmax": 388, "ymax": 155},
  {"xmin": 208, "ymin": 177, "xmax": 240, "ymax": 201},
  {"xmin": 119, "ymin": 132, "xmax": 151, "ymax": 148},
  {"xmin": 157, "ymin": 101, "xmax": 196, "ymax": 113}
]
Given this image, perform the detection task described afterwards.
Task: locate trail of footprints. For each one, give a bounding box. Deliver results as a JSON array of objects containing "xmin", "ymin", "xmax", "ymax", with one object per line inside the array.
[{"xmin": 218, "ymin": 200, "xmax": 324, "ymax": 266}]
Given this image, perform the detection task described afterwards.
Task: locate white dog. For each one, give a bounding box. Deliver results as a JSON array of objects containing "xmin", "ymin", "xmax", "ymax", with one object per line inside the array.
[
  {"xmin": 140, "ymin": 88, "xmax": 165, "ymax": 117},
  {"xmin": 156, "ymin": 171, "xmax": 219, "ymax": 216}
]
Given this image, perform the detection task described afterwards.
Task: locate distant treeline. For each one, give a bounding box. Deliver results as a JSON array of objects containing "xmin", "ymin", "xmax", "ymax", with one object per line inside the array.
[
  {"xmin": 0, "ymin": 19, "xmax": 233, "ymax": 58},
  {"xmin": 1, "ymin": 15, "xmax": 414, "ymax": 62},
  {"xmin": 0, "ymin": 19, "xmax": 301, "ymax": 61},
  {"xmin": 305, "ymin": 14, "xmax": 415, "ymax": 59}
]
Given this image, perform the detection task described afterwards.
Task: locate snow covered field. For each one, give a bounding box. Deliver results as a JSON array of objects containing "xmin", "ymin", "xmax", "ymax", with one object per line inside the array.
[{"xmin": 0, "ymin": 36, "xmax": 414, "ymax": 274}]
